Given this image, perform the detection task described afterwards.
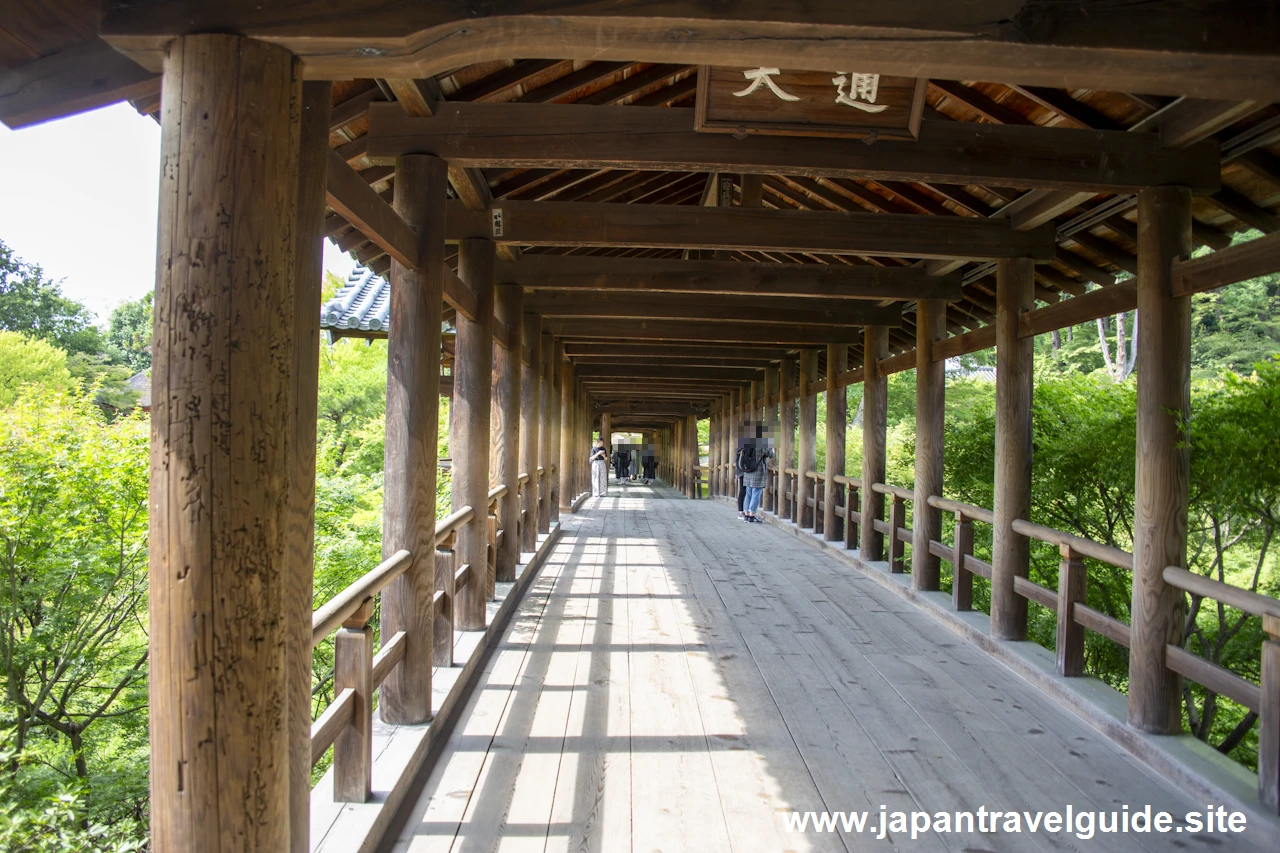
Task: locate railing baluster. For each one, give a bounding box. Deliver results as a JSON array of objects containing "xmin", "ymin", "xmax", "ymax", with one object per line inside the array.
[
  {"xmin": 1057, "ymin": 545, "xmax": 1087, "ymax": 677},
  {"xmin": 953, "ymin": 511, "xmax": 974, "ymax": 611},
  {"xmin": 890, "ymin": 495, "xmax": 905, "ymax": 573},
  {"xmin": 1260, "ymin": 614, "xmax": 1279, "ymax": 811},
  {"xmin": 434, "ymin": 531, "xmax": 456, "ymax": 667},
  {"xmin": 487, "ymin": 501, "xmax": 498, "ymax": 600},
  {"xmin": 333, "ymin": 600, "xmax": 373, "ymax": 803}
]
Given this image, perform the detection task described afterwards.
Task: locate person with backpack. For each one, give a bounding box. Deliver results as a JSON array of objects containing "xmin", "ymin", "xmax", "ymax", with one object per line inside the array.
[
  {"xmin": 734, "ymin": 428, "xmax": 749, "ymax": 519},
  {"xmin": 590, "ymin": 439, "xmax": 610, "ymax": 497},
  {"xmin": 736, "ymin": 424, "xmax": 774, "ymax": 522}
]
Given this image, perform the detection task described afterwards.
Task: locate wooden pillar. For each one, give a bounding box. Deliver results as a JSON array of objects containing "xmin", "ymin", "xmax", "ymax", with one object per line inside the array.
[
  {"xmin": 913, "ymin": 298, "xmax": 946, "ymax": 591},
  {"xmin": 601, "ymin": 411, "xmax": 612, "ymax": 458},
  {"xmin": 520, "ymin": 314, "xmax": 541, "ymax": 551},
  {"xmin": 492, "ymin": 284, "xmax": 522, "ymax": 581},
  {"xmin": 991, "ymin": 258, "xmax": 1035, "ymax": 639},
  {"xmin": 689, "ymin": 413, "xmax": 700, "ymax": 497},
  {"xmin": 797, "ymin": 350, "xmax": 818, "ymax": 529},
  {"xmin": 779, "ymin": 359, "xmax": 796, "ymax": 521},
  {"xmin": 149, "ymin": 34, "xmax": 301, "ymax": 850},
  {"xmin": 549, "ymin": 338, "xmax": 562, "ymax": 523},
  {"xmin": 382, "ymin": 151, "xmax": 448, "ymax": 725},
  {"xmin": 861, "ymin": 326, "xmax": 889, "ymax": 560},
  {"xmin": 539, "ymin": 331, "xmax": 553, "ymax": 533},
  {"xmin": 453, "ymin": 238, "xmax": 495, "ymax": 631},
  {"xmin": 287, "ymin": 79, "xmax": 329, "ymax": 853},
  {"xmin": 764, "ymin": 368, "xmax": 779, "ymax": 512},
  {"xmin": 559, "ymin": 356, "xmax": 575, "ymax": 510},
  {"xmin": 824, "ymin": 344, "xmax": 848, "ymax": 541},
  {"xmin": 1130, "ymin": 186, "xmax": 1192, "ymax": 734}
]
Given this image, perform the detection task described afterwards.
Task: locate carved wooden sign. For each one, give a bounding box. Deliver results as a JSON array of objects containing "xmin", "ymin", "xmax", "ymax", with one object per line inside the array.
[{"xmin": 695, "ymin": 67, "xmax": 926, "ymax": 141}]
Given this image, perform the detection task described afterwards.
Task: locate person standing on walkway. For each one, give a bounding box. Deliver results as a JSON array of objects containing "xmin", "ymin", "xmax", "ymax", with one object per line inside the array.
[
  {"xmin": 590, "ymin": 439, "xmax": 610, "ymax": 497},
  {"xmin": 740, "ymin": 425, "xmax": 774, "ymax": 523},
  {"xmin": 734, "ymin": 421, "xmax": 749, "ymax": 519}
]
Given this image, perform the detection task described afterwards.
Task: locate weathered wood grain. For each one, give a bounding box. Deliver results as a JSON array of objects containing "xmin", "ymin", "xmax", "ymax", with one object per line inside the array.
[
  {"xmin": 991, "ymin": 257, "xmax": 1034, "ymax": 640},
  {"xmin": 913, "ymin": 299, "xmax": 945, "ymax": 590},
  {"xmin": 1130, "ymin": 186, "xmax": 1192, "ymax": 735},
  {"xmin": 149, "ymin": 34, "xmax": 299, "ymax": 851},
  {"xmin": 380, "ymin": 154, "xmax": 447, "ymax": 725},
  {"xmin": 492, "ymin": 284, "xmax": 523, "ymax": 581},
  {"xmin": 453, "ymin": 238, "xmax": 495, "ymax": 630}
]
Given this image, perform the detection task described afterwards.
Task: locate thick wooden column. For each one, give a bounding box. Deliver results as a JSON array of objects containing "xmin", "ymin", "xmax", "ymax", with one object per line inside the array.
[
  {"xmin": 824, "ymin": 344, "xmax": 848, "ymax": 541},
  {"xmin": 492, "ymin": 284, "xmax": 522, "ymax": 581},
  {"xmin": 382, "ymin": 152, "xmax": 448, "ymax": 724},
  {"xmin": 149, "ymin": 34, "xmax": 301, "ymax": 850},
  {"xmin": 798, "ymin": 350, "xmax": 818, "ymax": 528},
  {"xmin": 1130, "ymin": 186, "xmax": 1193, "ymax": 734},
  {"xmin": 453, "ymin": 238, "xmax": 495, "ymax": 631},
  {"xmin": 991, "ymin": 258, "xmax": 1035, "ymax": 639},
  {"xmin": 287, "ymin": 79, "xmax": 329, "ymax": 853},
  {"xmin": 520, "ymin": 313, "xmax": 541, "ymax": 551},
  {"xmin": 538, "ymin": 331, "xmax": 553, "ymax": 533},
  {"xmin": 559, "ymin": 355, "xmax": 575, "ymax": 510},
  {"xmin": 861, "ymin": 326, "xmax": 889, "ymax": 560},
  {"xmin": 689, "ymin": 413, "xmax": 700, "ymax": 497},
  {"xmin": 779, "ymin": 359, "xmax": 796, "ymax": 521},
  {"xmin": 549, "ymin": 338, "xmax": 562, "ymax": 523},
  {"xmin": 601, "ymin": 411, "xmax": 612, "ymax": 458},
  {"xmin": 913, "ymin": 299, "xmax": 946, "ymax": 590},
  {"xmin": 764, "ymin": 367, "xmax": 779, "ymax": 512}
]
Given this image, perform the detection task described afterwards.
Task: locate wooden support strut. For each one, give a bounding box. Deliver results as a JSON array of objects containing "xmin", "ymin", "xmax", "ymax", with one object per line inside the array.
[
  {"xmin": 380, "ymin": 153, "xmax": 447, "ymax": 726},
  {"xmin": 539, "ymin": 330, "xmax": 554, "ymax": 532},
  {"xmin": 520, "ymin": 314, "xmax": 542, "ymax": 552},
  {"xmin": 148, "ymin": 34, "xmax": 301, "ymax": 850},
  {"xmin": 991, "ymin": 257, "xmax": 1035, "ymax": 640},
  {"xmin": 287, "ymin": 79, "xmax": 330, "ymax": 852},
  {"xmin": 1129, "ymin": 186, "xmax": 1193, "ymax": 735},
  {"xmin": 492, "ymin": 284, "xmax": 523, "ymax": 582},
  {"xmin": 797, "ymin": 351, "xmax": 818, "ymax": 529},
  {"xmin": 913, "ymin": 298, "xmax": 946, "ymax": 591},
  {"xmin": 824, "ymin": 344, "xmax": 847, "ymax": 542},
  {"xmin": 453, "ymin": 238, "xmax": 495, "ymax": 630},
  {"xmin": 861, "ymin": 326, "xmax": 889, "ymax": 561}
]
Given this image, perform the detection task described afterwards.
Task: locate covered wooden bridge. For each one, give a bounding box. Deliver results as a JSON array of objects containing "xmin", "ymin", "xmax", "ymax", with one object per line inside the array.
[{"xmin": 4, "ymin": 3, "xmax": 1280, "ymax": 851}]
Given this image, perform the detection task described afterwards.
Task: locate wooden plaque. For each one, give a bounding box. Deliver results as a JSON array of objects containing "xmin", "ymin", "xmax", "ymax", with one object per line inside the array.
[{"xmin": 695, "ymin": 67, "xmax": 926, "ymax": 140}]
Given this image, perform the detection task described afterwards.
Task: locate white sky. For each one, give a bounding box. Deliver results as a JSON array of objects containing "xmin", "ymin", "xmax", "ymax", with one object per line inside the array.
[{"xmin": 0, "ymin": 103, "xmax": 357, "ymax": 322}]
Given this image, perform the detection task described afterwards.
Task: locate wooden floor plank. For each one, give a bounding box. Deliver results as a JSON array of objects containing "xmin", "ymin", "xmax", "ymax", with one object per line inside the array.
[{"xmin": 383, "ymin": 484, "xmax": 1272, "ymax": 853}]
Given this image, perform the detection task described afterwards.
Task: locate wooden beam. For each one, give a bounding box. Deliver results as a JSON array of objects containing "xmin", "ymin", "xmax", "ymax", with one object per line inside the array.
[
  {"xmin": 526, "ymin": 291, "xmax": 903, "ymax": 326},
  {"xmin": 548, "ymin": 318, "xmax": 892, "ymax": 345},
  {"xmin": 0, "ymin": 37, "xmax": 159, "ymax": 129},
  {"xmin": 576, "ymin": 364, "xmax": 764, "ymax": 381},
  {"xmin": 325, "ymin": 147, "xmax": 419, "ymax": 268},
  {"xmin": 450, "ymin": 200, "xmax": 1055, "ymax": 261},
  {"xmin": 367, "ymin": 102, "xmax": 1219, "ymax": 193},
  {"xmin": 565, "ymin": 343, "xmax": 792, "ymax": 360},
  {"xmin": 501, "ymin": 254, "xmax": 964, "ymax": 300},
  {"xmin": 1173, "ymin": 231, "xmax": 1280, "ymax": 296},
  {"xmin": 103, "ymin": 3, "xmax": 1280, "ymax": 101}
]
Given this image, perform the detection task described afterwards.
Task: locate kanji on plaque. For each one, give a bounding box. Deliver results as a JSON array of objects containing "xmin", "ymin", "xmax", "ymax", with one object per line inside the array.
[{"xmin": 695, "ymin": 67, "xmax": 926, "ymax": 140}]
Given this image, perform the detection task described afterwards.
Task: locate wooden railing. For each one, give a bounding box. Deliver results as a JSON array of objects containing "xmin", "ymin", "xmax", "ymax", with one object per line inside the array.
[
  {"xmin": 310, "ymin": 477, "xmax": 517, "ymax": 803},
  {"xmin": 750, "ymin": 468, "xmax": 1280, "ymax": 811}
]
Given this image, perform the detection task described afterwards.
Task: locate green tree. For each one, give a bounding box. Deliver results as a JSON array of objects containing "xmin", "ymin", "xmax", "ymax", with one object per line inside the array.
[
  {"xmin": 0, "ymin": 241, "xmax": 101, "ymax": 356},
  {"xmin": 0, "ymin": 389, "xmax": 150, "ymax": 835},
  {"xmin": 104, "ymin": 294, "xmax": 152, "ymax": 372},
  {"xmin": 0, "ymin": 332, "xmax": 74, "ymax": 407}
]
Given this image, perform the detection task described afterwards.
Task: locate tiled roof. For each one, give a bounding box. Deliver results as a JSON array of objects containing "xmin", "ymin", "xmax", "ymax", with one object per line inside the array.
[{"xmin": 321, "ymin": 266, "xmax": 390, "ymax": 333}]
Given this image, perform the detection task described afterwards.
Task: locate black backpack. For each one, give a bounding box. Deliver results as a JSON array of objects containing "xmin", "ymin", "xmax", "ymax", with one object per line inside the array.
[{"xmin": 739, "ymin": 445, "xmax": 760, "ymax": 473}]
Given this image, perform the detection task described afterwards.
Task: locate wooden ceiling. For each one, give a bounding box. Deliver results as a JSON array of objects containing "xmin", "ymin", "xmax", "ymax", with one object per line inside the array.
[
  {"xmin": 1, "ymin": 3, "xmax": 1278, "ymax": 425},
  {"xmin": 306, "ymin": 59, "xmax": 1280, "ymax": 419}
]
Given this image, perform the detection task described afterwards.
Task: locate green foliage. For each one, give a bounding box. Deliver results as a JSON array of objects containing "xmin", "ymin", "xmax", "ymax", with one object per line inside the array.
[
  {"xmin": 0, "ymin": 332, "xmax": 74, "ymax": 406},
  {"xmin": 0, "ymin": 388, "xmax": 150, "ymax": 842},
  {"xmin": 104, "ymin": 294, "xmax": 152, "ymax": 372},
  {"xmin": 0, "ymin": 241, "xmax": 101, "ymax": 356}
]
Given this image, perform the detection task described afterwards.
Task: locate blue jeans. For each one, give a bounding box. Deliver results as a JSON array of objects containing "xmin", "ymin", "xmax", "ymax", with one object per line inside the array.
[{"xmin": 744, "ymin": 486, "xmax": 764, "ymax": 514}]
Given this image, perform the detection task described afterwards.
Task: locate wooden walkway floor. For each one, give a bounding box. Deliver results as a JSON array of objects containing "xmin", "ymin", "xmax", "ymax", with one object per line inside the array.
[{"xmin": 385, "ymin": 484, "xmax": 1267, "ymax": 853}]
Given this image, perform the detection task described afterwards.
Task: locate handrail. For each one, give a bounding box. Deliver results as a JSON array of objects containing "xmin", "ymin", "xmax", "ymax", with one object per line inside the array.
[
  {"xmin": 927, "ymin": 495, "xmax": 995, "ymax": 524},
  {"xmin": 832, "ymin": 474, "xmax": 863, "ymax": 488},
  {"xmin": 311, "ymin": 550, "xmax": 411, "ymax": 648},
  {"xmin": 517, "ymin": 472, "xmax": 529, "ymax": 484},
  {"xmin": 311, "ymin": 688, "xmax": 356, "ymax": 768},
  {"xmin": 537, "ymin": 466, "xmax": 545, "ymax": 476},
  {"xmin": 871, "ymin": 482, "xmax": 913, "ymax": 501},
  {"xmin": 1011, "ymin": 518, "xmax": 1133, "ymax": 570},
  {"xmin": 1163, "ymin": 566, "xmax": 1280, "ymax": 619},
  {"xmin": 487, "ymin": 484, "xmax": 507, "ymax": 503},
  {"xmin": 436, "ymin": 505, "xmax": 474, "ymax": 545}
]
